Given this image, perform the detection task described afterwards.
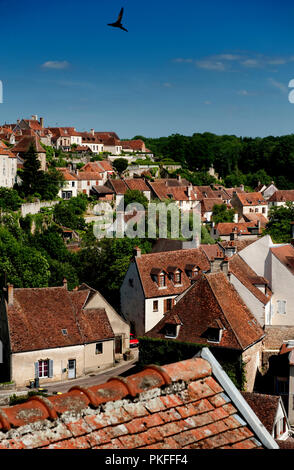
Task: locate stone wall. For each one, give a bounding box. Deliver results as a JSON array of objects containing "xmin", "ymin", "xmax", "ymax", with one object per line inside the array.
[
  {"xmin": 21, "ymin": 200, "xmax": 58, "ymax": 218},
  {"xmin": 264, "ymin": 325, "xmax": 294, "ymax": 350}
]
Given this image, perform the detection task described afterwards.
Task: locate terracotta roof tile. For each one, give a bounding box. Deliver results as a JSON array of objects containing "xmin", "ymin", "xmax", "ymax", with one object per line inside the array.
[
  {"xmin": 135, "ymin": 248, "xmax": 211, "ymax": 298},
  {"xmin": 146, "ymin": 272, "xmax": 264, "ymax": 351},
  {"xmin": 236, "ymin": 192, "xmax": 267, "ymax": 206},
  {"xmin": 215, "ymin": 222, "xmax": 261, "ymax": 236},
  {"xmin": 6, "ymin": 285, "xmax": 114, "ymax": 353},
  {"xmin": 268, "ymin": 190, "xmax": 294, "ymax": 202},
  {"xmin": 270, "ymin": 244, "xmax": 294, "ymax": 275},
  {"xmin": 0, "ymin": 355, "xmax": 267, "ymax": 449}
]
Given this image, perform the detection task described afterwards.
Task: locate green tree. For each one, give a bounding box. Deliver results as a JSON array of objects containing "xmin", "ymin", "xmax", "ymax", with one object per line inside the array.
[
  {"xmin": 112, "ymin": 158, "xmax": 128, "ymax": 175},
  {"xmin": 264, "ymin": 203, "xmax": 294, "ymax": 243},
  {"xmin": 0, "ymin": 188, "xmax": 23, "ymax": 211},
  {"xmin": 212, "ymin": 204, "xmax": 235, "ymax": 224},
  {"xmin": 124, "ymin": 189, "xmax": 149, "ymax": 209},
  {"xmin": 20, "ymin": 143, "xmax": 43, "ymax": 196}
]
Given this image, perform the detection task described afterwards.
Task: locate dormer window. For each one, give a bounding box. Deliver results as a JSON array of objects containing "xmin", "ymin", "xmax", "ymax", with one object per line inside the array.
[
  {"xmin": 174, "ymin": 271, "xmax": 181, "ymax": 284},
  {"xmin": 164, "ymin": 324, "xmax": 177, "ymax": 338},
  {"xmin": 167, "ymin": 266, "xmax": 182, "ymax": 285},
  {"xmin": 159, "ymin": 273, "xmax": 166, "ymax": 287},
  {"xmin": 185, "ymin": 264, "xmax": 200, "ymax": 280},
  {"xmin": 151, "ymin": 268, "xmax": 167, "ymax": 288}
]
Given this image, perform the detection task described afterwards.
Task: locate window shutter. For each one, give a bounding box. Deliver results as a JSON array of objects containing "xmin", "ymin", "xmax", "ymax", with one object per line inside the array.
[
  {"xmin": 34, "ymin": 362, "xmax": 39, "ymax": 379},
  {"xmin": 164, "ymin": 299, "xmax": 167, "ymax": 313},
  {"xmin": 48, "ymin": 360, "xmax": 53, "ymax": 378}
]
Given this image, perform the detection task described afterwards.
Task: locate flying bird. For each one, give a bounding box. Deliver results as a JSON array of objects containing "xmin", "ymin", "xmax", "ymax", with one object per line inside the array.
[{"xmin": 108, "ymin": 7, "xmax": 128, "ymax": 32}]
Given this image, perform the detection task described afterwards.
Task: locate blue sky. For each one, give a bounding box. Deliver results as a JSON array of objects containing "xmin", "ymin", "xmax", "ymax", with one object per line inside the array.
[{"xmin": 1, "ymin": 0, "xmax": 294, "ymax": 138}]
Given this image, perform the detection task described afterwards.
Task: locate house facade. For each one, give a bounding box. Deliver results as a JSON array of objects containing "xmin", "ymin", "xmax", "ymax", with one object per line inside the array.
[
  {"xmin": 231, "ymin": 191, "xmax": 268, "ymax": 221},
  {"xmin": 0, "ymin": 142, "xmax": 17, "ymax": 188},
  {"xmin": 120, "ymin": 246, "xmax": 211, "ymax": 336},
  {"xmin": 0, "ymin": 282, "xmax": 130, "ymax": 387}
]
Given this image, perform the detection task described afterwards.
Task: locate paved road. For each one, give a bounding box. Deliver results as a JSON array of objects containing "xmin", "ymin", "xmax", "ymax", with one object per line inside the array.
[{"xmin": 41, "ymin": 351, "xmax": 139, "ymax": 394}]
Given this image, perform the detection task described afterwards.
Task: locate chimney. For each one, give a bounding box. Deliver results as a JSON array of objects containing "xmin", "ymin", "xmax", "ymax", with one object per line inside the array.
[
  {"xmin": 133, "ymin": 246, "xmax": 141, "ymax": 258},
  {"xmin": 31, "ymin": 115, "xmax": 38, "ymax": 121},
  {"xmin": 90, "ymin": 128, "xmax": 95, "ymax": 136},
  {"xmin": 7, "ymin": 284, "xmax": 14, "ymax": 305},
  {"xmin": 40, "ymin": 117, "xmax": 44, "ymax": 128},
  {"xmin": 177, "ymin": 174, "xmax": 182, "ymax": 183},
  {"xmin": 221, "ymin": 258, "xmax": 229, "ymax": 275},
  {"xmin": 63, "ymin": 278, "xmax": 68, "ymax": 290}
]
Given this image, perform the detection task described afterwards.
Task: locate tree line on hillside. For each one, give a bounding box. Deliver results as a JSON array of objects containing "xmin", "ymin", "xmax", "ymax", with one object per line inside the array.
[{"xmin": 133, "ymin": 133, "xmax": 294, "ymax": 189}]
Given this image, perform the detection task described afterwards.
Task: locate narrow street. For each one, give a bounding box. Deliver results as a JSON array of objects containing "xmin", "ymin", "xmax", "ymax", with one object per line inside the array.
[{"xmin": 40, "ymin": 350, "xmax": 139, "ymax": 395}]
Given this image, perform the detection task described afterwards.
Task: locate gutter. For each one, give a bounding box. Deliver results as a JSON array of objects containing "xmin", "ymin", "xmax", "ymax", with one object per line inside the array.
[{"xmin": 197, "ymin": 347, "xmax": 279, "ymax": 449}]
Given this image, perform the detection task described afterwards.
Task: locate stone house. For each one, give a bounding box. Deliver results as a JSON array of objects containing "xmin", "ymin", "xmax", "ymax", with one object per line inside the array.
[
  {"xmin": 145, "ymin": 272, "xmax": 265, "ymax": 392},
  {"xmin": 0, "ymin": 142, "xmax": 17, "ymax": 188},
  {"xmin": 231, "ymin": 191, "xmax": 268, "ymax": 221},
  {"xmin": 0, "ymin": 282, "xmax": 130, "ymax": 387}
]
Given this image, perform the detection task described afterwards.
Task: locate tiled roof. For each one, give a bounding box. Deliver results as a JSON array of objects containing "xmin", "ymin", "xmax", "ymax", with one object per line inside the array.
[
  {"xmin": 229, "ymin": 254, "xmax": 272, "ymax": 305},
  {"xmin": 135, "ymin": 248, "xmax": 211, "ymax": 298},
  {"xmin": 242, "ymin": 213, "xmax": 268, "ymax": 227},
  {"xmin": 81, "ymin": 162, "xmax": 105, "ymax": 174},
  {"xmin": 215, "ymin": 222, "xmax": 261, "ymax": 236},
  {"xmin": 0, "ymin": 353, "xmax": 270, "ymax": 449},
  {"xmin": 11, "ymin": 136, "xmax": 45, "ymax": 154},
  {"xmin": 57, "ymin": 168, "xmax": 78, "ymax": 181},
  {"xmin": 219, "ymin": 239, "xmax": 256, "ymax": 252},
  {"xmin": 6, "ymin": 285, "xmax": 114, "ymax": 353},
  {"xmin": 76, "ymin": 171, "xmax": 102, "ymax": 181},
  {"xmin": 200, "ymin": 244, "xmax": 225, "ymax": 261},
  {"xmin": 236, "ymin": 192, "xmax": 267, "ymax": 206},
  {"xmin": 108, "ymin": 179, "xmax": 128, "ymax": 194},
  {"xmin": 270, "ymin": 244, "xmax": 294, "ymax": 276},
  {"xmin": 201, "ymin": 199, "xmax": 228, "ymax": 213},
  {"xmin": 268, "ymin": 190, "xmax": 294, "ymax": 202},
  {"xmin": 97, "ymin": 160, "xmax": 113, "ymax": 172},
  {"xmin": 194, "ymin": 186, "xmax": 216, "ymax": 200},
  {"xmin": 149, "ymin": 182, "xmax": 196, "ymax": 201},
  {"xmin": 146, "ymin": 272, "xmax": 264, "ymax": 351},
  {"xmin": 125, "ymin": 178, "xmax": 150, "ymax": 192},
  {"xmin": 241, "ymin": 392, "xmax": 280, "ymax": 435},
  {"xmin": 121, "ymin": 139, "xmax": 146, "ymax": 151}
]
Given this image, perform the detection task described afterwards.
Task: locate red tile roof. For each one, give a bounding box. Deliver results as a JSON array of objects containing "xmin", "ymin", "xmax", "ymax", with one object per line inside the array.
[
  {"xmin": 268, "ymin": 190, "xmax": 294, "ymax": 202},
  {"xmin": 229, "ymin": 254, "xmax": 272, "ymax": 305},
  {"xmin": 57, "ymin": 168, "xmax": 78, "ymax": 181},
  {"xmin": 76, "ymin": 171, "xmax": 102, "ymax": 181},
  {"xmin": 241, "ymin": 392, "xmax": 280, "ymax": 435},
  {"xmin": 146, "ymin": 272, "xmax": 264, "ymax": 351},
  {"xmin": 6, "ymin": 285, "xmax": 114, "ymax": 353},
  {"xmin": 149, "ymin": 182, "xmax": 196, "ymax": 201},
  {"xmin": 135, "ymin": 248, "xmax": 211, "ymax": 298},
  {"xmin": 125, "ymin": 178, "xmax": 150, "ymax": 192},
  {"xmin": 215, "ymin": 222, "xmax": 261, "ymax": 236},
  {"xmin": 236, "ymin": 192, "xmax": 267, "ymax": 206},
  {"xmin": 270, "ymin": 244, "xmax": 294, "ymax": 275},
  {"xmin": 0, "ymin": 354, "xmax": 267, "ymax": 449},
  {"xmin": 108, "ymin": 179, "xmax": 128, "ymax": 194},
  {"xmin": 201, "ymin": 199, "xmax": 229, "ymax": 213},
  {"xmin": 11, "ymin": 136, "xmax": 45, "ymax": 154}
]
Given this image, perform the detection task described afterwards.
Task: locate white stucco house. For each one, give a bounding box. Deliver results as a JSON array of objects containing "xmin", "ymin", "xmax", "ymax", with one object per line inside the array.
[
  {"xmin": 120, "ymin": 246, "xmax": 211, "ymax": 336},
  {"xmin": 0, "ymin": 143, "xmax": 17, "ymax": 188}
]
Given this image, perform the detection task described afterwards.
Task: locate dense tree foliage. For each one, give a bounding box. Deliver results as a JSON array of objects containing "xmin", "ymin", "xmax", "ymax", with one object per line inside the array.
[
  {"xmin": 212, "ymin": 204, "xmax": 235, "ymax": 224},
  {"xmin": 135, "ymin": 133, "xmax": 294, "ymax": 189},
  {"xmin": 0, "ymin": 188, "xmax": 23, "ymax": 211},
  {"xmin": 264, "ymin": 203, "xmax": 294, "ymax": 243},
  {"xmin": 112, "ymin": 158, "xmax": 128, "ymax": 175},
  {"xmin": 53, "ymin": 194, "xmax": 88, "ymax": 230}
]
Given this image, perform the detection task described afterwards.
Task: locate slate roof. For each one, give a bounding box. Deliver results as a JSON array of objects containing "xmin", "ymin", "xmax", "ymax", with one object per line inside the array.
[
  {"xmin": 135, "ymin": 248, "xmax": 211, "ymax": 298},
  {"xmin": 5, "ymin": 285, "xmax": 114, "ymax": 353},
  {"xmin": 0, "ymin": 353, "xmax": 273, "ymax": 449},
  {"xmin": 146, "ymin": 272, "xmax": 264, "ymax": 351}
]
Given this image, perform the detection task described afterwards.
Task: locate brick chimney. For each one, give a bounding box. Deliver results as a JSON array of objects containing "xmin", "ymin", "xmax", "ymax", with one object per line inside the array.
[
  {"xmin": 40, "ymin": 117, "xmax": 44, "ymax": 128},
  {"xmin": 7, "ymin": 284, "xmax": 14, "ymax": 305},
  {"xmin": 63, "ymin": 278, "xmax": 68, "ymax": 290},
  {"xmin": 90, "ymin": 129, "xmax": 95, "ymax": 136}
]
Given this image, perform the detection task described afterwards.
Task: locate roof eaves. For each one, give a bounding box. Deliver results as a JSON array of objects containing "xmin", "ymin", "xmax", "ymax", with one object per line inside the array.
[{"xmin": 198, "ymin": 347, "xmax": 280, "ymax": 449}]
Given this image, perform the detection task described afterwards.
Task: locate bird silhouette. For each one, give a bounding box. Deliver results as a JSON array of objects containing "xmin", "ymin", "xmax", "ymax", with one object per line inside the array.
[{"xmin": 107, "ymin": 7, "xmax": 128, "ymax": 32}]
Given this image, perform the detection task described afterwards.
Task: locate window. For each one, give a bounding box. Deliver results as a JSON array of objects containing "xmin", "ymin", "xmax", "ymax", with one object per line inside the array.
[
  {"xmin": 166, "ymin": 298, "xmax": 172, "ymax": 311},
  {"xmin": 95, "ymin": 342, "xmax": 103, "ymax": 354},
  {"xmin": 153, "ymin": 300, "xmax": 158, "ymax": 311},
  {"xmin": 164, "ymin": 324, "xmax": 177, "ymax": 338},
  {"xmin": 159, "ymin": 274, "xmax": 166, "ymax": 287},
  {"xmin": 174, "ymin": 271, "xmax": 181, "ymax": 284},
  {"xmin": 206, "ymin": 328, "xmax": 222, "ymax": 343},
  {"xmin": 277, "ymin": 300, "xmax": 286, "ymax": 315},
  {"xmin": 262, "ymin": 207, "xmax": 266, "ymax": 213},
  {"xmin": 38, "ymin": 359, "xmax": 49, "ymax": 378},
  {"xmin": 72, "ymin": 182, "xmax": 75, "ymax": 187}
]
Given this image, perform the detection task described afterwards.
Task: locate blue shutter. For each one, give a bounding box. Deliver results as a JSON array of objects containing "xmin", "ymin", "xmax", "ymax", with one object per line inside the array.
[
  {"xmin": 34, "ymin": 362, "xmax": 39, "ymax": 378},
  {"xmin": 48, "ymin": 359, "xmax": 53, "ymax": 378}
]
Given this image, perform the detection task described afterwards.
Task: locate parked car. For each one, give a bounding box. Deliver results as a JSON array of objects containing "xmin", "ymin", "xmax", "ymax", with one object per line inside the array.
[{"xmin": 130, "ymin": 333, "xmax": 139, "ymax": 348}]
